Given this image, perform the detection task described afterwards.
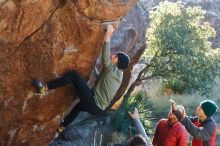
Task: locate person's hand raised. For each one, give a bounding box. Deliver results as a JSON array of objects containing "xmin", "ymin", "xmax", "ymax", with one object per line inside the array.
[
  {"xmin": 106, "ymin": 25, "xmax": 114, "ymax": 36},
  {"xmin": 128, "ymin": 108, "xmax": 139, "ymax": 120},
  {"xmin": 104, "ymin": 24, "xmax": 115, "ymax": 42},
  {"xmin": 177, "ymin": 105, "xmax": 186, "ymax": 118},
  {"xmin": 170, "ymin": 99, "xmax": 186, "ymax": 120},
  {"xmin": 170, "ymin": 99, "xmax": 177, "ymax": 112}
]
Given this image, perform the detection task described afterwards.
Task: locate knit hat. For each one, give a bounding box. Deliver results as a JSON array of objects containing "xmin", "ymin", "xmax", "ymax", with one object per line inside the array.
[
  {"xmin": 200, "ymin": 100, "xmax": 218, "ymax": 117},
  {"xmin": 117, "ymin": 52, "xmax": 130, "ymax": 70}
]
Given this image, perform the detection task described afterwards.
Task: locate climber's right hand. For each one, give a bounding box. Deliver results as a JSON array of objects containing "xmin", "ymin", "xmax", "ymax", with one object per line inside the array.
[{"xmin": 104, "ymin": 24, "xmax": 115, "ymax": 42}]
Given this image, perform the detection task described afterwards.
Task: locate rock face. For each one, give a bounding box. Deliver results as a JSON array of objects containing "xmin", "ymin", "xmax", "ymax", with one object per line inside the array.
[
  {"xmin": 0, "ymin": 0, "xmax": 140, "ymax": 145},
  {"xmin": 50, "ymin": 3, "xmax": 149, "ymax": 145}
]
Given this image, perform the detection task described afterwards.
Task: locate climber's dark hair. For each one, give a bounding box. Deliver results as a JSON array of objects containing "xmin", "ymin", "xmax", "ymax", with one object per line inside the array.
[{"xmin": 117, "ymin": 52, "xmax": 130, "ymax": 70}]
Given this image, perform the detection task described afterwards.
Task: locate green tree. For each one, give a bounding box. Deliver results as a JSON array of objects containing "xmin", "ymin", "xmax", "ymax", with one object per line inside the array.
[
  {"xmin": 111, "ymin": 91, "xmax": 154, "ymax": 137},
  {"xmin": 122, "ymin": 1, "xmax": 220, "ymax": 104}
]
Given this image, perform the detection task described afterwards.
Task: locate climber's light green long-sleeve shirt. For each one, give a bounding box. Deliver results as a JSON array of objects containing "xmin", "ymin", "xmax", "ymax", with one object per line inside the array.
[{"xmin": 92, "ymin": 42, "xmax": 123, "ymax": 110}]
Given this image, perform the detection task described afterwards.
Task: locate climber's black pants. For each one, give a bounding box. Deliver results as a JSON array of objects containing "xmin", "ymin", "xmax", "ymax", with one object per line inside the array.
[{"xmin": 47, "ymin": 70, "xmax": 104, "ymax": 127}]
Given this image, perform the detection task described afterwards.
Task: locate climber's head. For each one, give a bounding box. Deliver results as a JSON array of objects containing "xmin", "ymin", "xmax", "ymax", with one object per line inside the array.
[{"xmin": 112, "ymin": 52, "xmax": 130, "ymax": 70}]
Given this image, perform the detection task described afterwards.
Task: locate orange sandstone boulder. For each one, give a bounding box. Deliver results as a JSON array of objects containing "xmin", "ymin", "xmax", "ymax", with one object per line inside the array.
[{"xmin": 0, "ymin": 0, "xmax": 139, "ymax": 145}]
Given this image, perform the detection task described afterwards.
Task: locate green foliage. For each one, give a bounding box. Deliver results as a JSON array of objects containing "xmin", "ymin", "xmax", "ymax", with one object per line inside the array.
[
  {"xmin": 111, "ymin": 91, "xmax": 154, "ymax": 136},
  {"xmin": 163, "ymin": 78, "xmax": 187, "ymax": 94},
  {"xmin": 145, "ymin": 1, "xmax": 220, "ymax": 95}
]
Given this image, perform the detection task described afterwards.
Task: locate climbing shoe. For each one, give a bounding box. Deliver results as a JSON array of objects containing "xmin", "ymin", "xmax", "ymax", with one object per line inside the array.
[
  {"xmin": 33, "ymin": 80, "xmax": 47, "ymax": 94},
  {"xmin": 56, "ymin": 125, "xmax": 65, "ymax": 133}
]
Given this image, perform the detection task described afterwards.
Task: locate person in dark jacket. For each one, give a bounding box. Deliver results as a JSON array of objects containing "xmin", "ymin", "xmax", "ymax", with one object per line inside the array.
[
  {"xmin": 172, "ymin": 100, "xmax": 218, "ymax": 146},
  {"xmin": 128, "ymin": 108, "xmax": 152, "ymax": 146},
  {"xmin": 33, "ymin": 25, "xmax": 130, "ymax": 133},
  {"xmin": 152, "ymin": 105, "xmax": 188, "ymax": 146}
]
